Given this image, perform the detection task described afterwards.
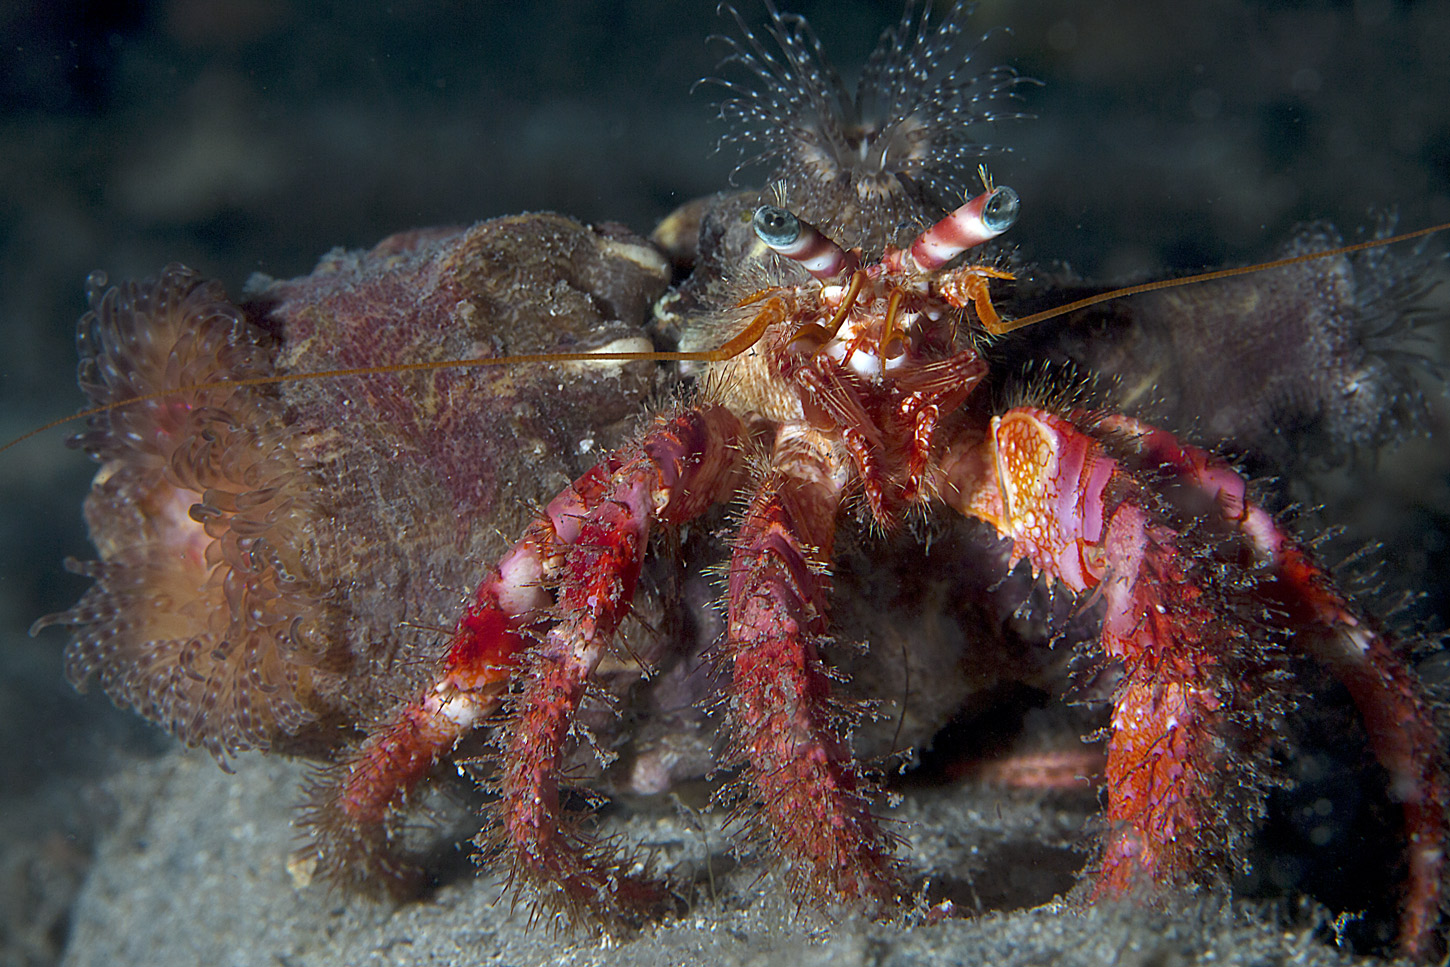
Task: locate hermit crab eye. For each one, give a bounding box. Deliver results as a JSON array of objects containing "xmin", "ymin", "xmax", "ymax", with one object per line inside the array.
[
  {"xmin": 752, "ymin": 206, "xmax": 801, "ymax": 247},
  {"xmin": 979, "ymin": 186, "xmax": 1020, "ymax": 234},
  {"xmin": 751, "ymin": 205, "xmax": 857, "ymax": 280},
  {"xmin": 910, "ymin": 184, "xmax": 1023, "ymax": 271}
]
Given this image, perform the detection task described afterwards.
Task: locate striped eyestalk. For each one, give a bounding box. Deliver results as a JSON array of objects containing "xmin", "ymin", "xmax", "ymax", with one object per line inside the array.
[
  {"xmin": 752, "ymin": 206, "xmax": 857, "ymax": 281},
  {"xmin": 909, "ymin": 186, "xmax": 1019, "ymax": 271}
]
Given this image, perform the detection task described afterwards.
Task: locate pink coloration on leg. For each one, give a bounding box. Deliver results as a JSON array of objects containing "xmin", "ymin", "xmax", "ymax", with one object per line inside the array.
[
  {"xmin": 302, "ymin": 533, "xmax": 554, "ymax": 889},
  {"xmin": 725, "ymin": 433, "xmax": 900, "ymax": 910},
  {"xmin": 490, "ymin": 404, "xmax": 747, "ymax": 925},
  {"xmin": 938, "ymin": 406, "xmax": 1440, "ymax": 934},
  {"xmin": 1102, "ymin": 414, "xmax": 1449, "ymax": 960},
  {"xmin": 304, "ymin": 405, "xmax": 746, "ymax": 910},
  {"xmin": 953, "ymin": 408, "xmax": 1244, "ymax": 892},
  {"xmin": 954, "ymin": 748, "xmax": 1105, "ymax": 790},
  {"xmin": 495, "ymin": 477, "xmax": 655, "ymax": 921},
  {"xmin": 1092, "ymin": 505, "xmax": 1238, "ymax": 893},
  {"xmin": 944, "ymin": 408, "xmax": 1117, "ymax": 591}
]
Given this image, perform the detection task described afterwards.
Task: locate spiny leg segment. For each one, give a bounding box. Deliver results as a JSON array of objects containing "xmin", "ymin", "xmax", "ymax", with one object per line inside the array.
[
  {"xmin": 940, "ymin": 407, "xmax": 1447, "ymax": 960},
  {"xmin": 304, "ymin": 405, "xmax": 747, "ymax": 921},
  {"xmin": 724, "ymin": 429, "xmax": 902, "ymax": 910},
  {"xmin": 304, "ymin": 405, "xmax": 915, "ymax": 923},
  {"xmin": 1101, "ymin": 415, "xmax": 1449, "ymax": 960}
]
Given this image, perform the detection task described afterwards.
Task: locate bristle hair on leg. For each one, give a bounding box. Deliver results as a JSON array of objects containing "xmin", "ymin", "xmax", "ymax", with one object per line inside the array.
[{"xmin": 297, "ymin": 762, "xmax": 428, "ymax": 898}]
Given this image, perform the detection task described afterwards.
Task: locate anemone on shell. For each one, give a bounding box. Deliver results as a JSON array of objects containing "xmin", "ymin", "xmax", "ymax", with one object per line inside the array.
[
  {"xmin": 36, "ymin": 215, "xmax": 672, "ymax": 767},
  {"xmin": 710, "ymin": 0, "xmax": 1032, "ymax": 253},
  {"xmin": 33, "ymin": 265, "xmax": 332, "ymax": 761}
]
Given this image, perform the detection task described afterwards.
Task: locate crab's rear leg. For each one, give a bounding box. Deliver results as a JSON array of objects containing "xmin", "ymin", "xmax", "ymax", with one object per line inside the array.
[
  {"xmin": 304, "ymin": 405, "xmax": 746, "ymax": 921},
  {"xmin": 490, "ymin": 405, "xmax": 745, "ymax": 923},
  {"xmin": 725, "ymin": 427, "xmax": 902, "ymax": 910},
  {"xmin": 1103, "ymin": 415, "xmax": 1448, "ymax": 961},
  {"xmin": 300, "ymin": 526, "xmax": 555, "ymax": 890},
  {"xmin": 940, "ymin": 407, "xmax": 1447, "ymax": 961}
]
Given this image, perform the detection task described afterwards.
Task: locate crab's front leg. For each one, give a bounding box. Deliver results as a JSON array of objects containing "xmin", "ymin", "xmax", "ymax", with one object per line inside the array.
[
  {"xmin": 1101, "ymin": 415, "xmax": 1448, "ymax": 961},
  {"xmin": 304, "ymin": 404, "xmax": 747, "ymax": 923},
  {"xmin": 947, "ymin": 407, "xmax": 1255, "ymax": 878},
  {"xmin": 939, "ymin": 407, "xmax": 1447, "ymax": 960},
  {"xmin": 725, "ymin": 426, "xmax": 902, "ymax": 910},
  {"xmin": 492, "ymin": 405, "xmax": 745, "ymax": 923}
]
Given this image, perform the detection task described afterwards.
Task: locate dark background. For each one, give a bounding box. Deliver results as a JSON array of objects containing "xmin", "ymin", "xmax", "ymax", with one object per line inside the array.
[{"xmin": 1, "ymin": 1, "xmax": 1446, "ymax": 963}]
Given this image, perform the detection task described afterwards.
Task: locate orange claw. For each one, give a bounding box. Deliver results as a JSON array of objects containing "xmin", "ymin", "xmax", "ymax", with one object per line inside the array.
[
  {"xmin": 941, "ymin": 406, "xmax": 1447, "ymax": 959},
  {"xmin": 937, "ymin": 265, "xmax": 1016, "ymax": 334}
]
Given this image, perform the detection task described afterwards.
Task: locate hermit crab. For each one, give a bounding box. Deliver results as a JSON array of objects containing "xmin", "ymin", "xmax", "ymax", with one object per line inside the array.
[{"xmin": 21, "ymin": 1, "xmax": 1450, "ymax": 963}]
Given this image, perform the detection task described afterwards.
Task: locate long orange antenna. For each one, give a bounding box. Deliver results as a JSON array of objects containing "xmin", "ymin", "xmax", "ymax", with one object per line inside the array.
[
  {"xmin": 983, "ymin": 220, "xmax": 1450, "ymax": 336},
  {"xmin": 0, "ymin": 303, "xmax": 782, "ymax": 456},
  {"xmin": 5, "ymin": 219, "xmax": 1447, "ymax": 456}
]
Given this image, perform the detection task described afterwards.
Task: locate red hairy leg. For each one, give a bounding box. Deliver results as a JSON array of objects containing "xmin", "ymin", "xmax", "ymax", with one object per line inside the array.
[
  {"xmin": 1101, "ymin": 415, "xmax": 1449, "ymax": 961},
  {"xmin": 938, "ymin": 408, "xmax": 1277, "ymax": 896},
  {"xmin": 493, "ymin": 404, "xmax": 746, "ymax": 925},
  {"xmin": 301, "ymin": 511, "xmax": 558, "ymax": 888},
  {"xmin": 302, "ymin": 405, "xmax": 746, "ymax": 909},
  {"xmin": 725, "ymin": 427, "xmax": 901, "ymax": 911}
]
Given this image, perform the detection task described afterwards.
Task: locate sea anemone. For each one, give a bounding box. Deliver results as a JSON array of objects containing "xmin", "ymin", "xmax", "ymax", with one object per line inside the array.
[
  {"xmin": 33, "ymin": 265, "xmax": 332, "ymax": 761},
  {"xmin": 710, "ymin": 0, "xmax": 1032, "ymax": 252}
]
